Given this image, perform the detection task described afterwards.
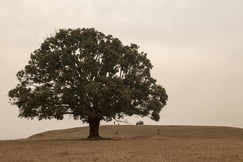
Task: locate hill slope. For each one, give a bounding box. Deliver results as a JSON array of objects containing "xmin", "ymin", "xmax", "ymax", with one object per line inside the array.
[
  {"xmin": 1, "ymin": 125, "xmax": 243, "ymax": 162},
  {"xmin": 28, "ymin": 125, "xmax": 243, "ymax": 140}
]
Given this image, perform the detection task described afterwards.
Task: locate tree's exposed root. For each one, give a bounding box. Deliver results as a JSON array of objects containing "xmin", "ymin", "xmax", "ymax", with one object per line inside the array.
[
  {"xmin": 87, "ymin": 136, "xmax": 102, "ymax": 140},
  {"xmin": 87, "ymin": 136, "xmax": 116, "ymax": 140}
]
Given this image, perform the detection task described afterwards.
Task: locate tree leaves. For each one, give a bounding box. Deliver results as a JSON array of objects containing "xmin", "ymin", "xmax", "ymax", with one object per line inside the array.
[{"xmin": 9, "ymin": 28, "xmax": 168, "ymax": 123}]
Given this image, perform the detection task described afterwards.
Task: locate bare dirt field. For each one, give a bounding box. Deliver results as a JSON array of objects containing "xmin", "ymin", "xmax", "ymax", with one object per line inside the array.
[{"xmin": 1, "ymin": 125, "xmax": 243, "ymax": 162}]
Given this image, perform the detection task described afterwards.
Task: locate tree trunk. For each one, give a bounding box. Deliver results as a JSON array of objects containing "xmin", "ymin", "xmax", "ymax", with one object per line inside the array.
[{"xmin": 88, "ymin": 118, "xmax": 101, "ymax": 139}]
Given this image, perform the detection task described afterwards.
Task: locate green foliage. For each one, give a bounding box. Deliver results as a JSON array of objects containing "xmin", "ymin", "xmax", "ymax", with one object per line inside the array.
[{"xmin": 8, "ymin": 28, "xmax": 168, "ymax": 123}]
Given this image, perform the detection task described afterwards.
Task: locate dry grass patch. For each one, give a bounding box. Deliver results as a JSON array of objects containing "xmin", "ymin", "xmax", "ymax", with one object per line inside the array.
[{"xmin": 1, "ymin": 125, "xmax": 243, "ymax": 162}]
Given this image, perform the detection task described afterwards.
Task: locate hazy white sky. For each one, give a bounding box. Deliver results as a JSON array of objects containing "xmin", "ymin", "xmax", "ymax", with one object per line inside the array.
[{"xmin": 1, "ymin": 0, "xmax": 243, "ymax": 139}]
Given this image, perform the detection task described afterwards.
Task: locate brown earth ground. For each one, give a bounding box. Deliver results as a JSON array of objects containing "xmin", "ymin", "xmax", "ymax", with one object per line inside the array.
[{"xmin": 0, "ymin": 125, "xmax": 243, "ymax": 162}]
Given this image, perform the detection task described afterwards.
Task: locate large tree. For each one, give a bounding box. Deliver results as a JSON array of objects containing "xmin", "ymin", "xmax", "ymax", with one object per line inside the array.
[{"xmin": 8, "ymin": 28, "xmax": 168, "ymax": 139}]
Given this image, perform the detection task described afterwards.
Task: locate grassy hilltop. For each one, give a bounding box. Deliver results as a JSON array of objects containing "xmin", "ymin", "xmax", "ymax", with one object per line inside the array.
[
  {"xmin": 28, "ymin": 125, "xmax": 243, "ymax": 140},
  {"xmin": 1, "ymin": 125, "xmax": 243, "ymax": 162}
]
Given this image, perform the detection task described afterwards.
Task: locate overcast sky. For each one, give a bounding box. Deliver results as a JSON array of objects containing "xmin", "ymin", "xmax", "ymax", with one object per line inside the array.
[{"xmin": 1, "ymin": 0, "xmax": 243, "ymax": 140}]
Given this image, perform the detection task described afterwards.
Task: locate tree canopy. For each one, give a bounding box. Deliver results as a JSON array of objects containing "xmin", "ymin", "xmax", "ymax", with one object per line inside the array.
[{"xmin": 8, "ymin": 28, "xmax": 168, "ymax": 138}]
